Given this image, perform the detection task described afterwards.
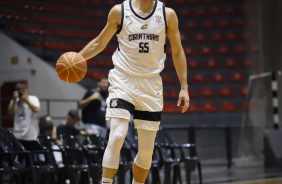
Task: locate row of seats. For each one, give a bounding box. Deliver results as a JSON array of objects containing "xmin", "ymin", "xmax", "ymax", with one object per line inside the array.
[
  {"xmin": 10, "ymin": 24, "xmax": 101, "ymax": 40},
  {"xmin": 180, "ymin": 31, "xmax": 257, "ymax": 42},
  {"xmin": 184, "ymin": 18, "xmax": 258, "ymax": 29},
  {"xmin": 162, "ymin": 72, "xmax": 245, "ymax": 84},
  {"xmin": 175, "ymin": 0, "xmax": 243, "ymax": 4},
  {"xmin": 0, "ymin": 127, "xmax": 202, "ymax": 184},
  {"xmin": 34, "ymin": 38, "xmax": 259, "ymax": 56},
  {"xmin": 179, "ymin": 6, "xmax": 252, "ymax": 17},
  {"xmin": 166, "ymin": 58, "xmax": 255, "ymax": 69},
  {"xmin": 35, "ymin": 40, "xmax": 117, "ymax": 54},
  {"xmin": 1, "ymin": 11, "xmax": 103, "ymax": 29},
  {"xmin": 172, "ymin": 45, "xmax": 259, "ymax": 56},
  {"xmin": 163, "ymin": 101, "xmax": 245, "ymax": 113},
  {"xmin": 164, "ymin": 86, "xmax": 247, "ymax": 98},
  {"xmin": 10, "ymin": 23, "xmax": 257, "ymax": 42}
]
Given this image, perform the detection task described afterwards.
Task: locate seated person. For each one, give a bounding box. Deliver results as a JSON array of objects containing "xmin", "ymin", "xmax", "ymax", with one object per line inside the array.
[
  {"xmin": 39, "ymin": 115, "xmax": 56, "ymax": 139},
  {"xmin": 57, "ymin": 109, "xmax": 92, "ymax": 139}
]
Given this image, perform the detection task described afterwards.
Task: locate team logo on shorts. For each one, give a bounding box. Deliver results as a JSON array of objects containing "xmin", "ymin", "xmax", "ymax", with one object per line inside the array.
[
  {"xmin": 155, "ymin": 16, "xmax": 162, "ymax": 24},
  {"xmin": 141, "ymin": 24, "xmax": 148, "ymax": 30},
  {"xmin": 111, "ymin": 99, "xmax": 118, "ymax": 107}
]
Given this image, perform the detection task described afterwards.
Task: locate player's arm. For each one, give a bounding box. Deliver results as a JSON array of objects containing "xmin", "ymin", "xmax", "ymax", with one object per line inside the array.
[
  {"xmin": 79, "ymin": 5, "xmax": 121, "ymax": 60},
  {"xmin": 166, "ymin": 7, "xmax": 189, "ymax": 113}
]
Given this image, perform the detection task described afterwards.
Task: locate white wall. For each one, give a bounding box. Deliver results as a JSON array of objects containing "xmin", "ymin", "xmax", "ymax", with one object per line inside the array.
[{"xmin": 0, "ymin": 32, "xmax": 86, "ymax": 125}]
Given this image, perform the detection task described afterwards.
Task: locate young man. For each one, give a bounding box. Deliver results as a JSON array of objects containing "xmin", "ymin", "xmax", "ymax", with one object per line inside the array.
[
  {"xmin": 79, "ymin": 0, "xmax": 189, "ymax": 183},
  {"xmin": 78, "ymin": 76, "xmax": 110, "ymax": 139},
  {"xmin": 8, "ymin": 82, "xmax": 41, "ymax": 151}
]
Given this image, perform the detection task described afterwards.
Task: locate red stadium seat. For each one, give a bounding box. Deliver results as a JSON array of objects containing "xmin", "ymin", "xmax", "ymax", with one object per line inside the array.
[
  {"xmin": 221, "ymin": 101, "xmax": 238, "ymax": 112},
  {"xmin": 166, "ymin": 60, "xmax": 174, "ymax": 69},
  {"xmin": 242, "ymin": 31, "xmax": 255, "ymax": 40},
  {"xmin": 187, "ymin": 102, "xmax": 202, "ymax": 113},
  {"xmin": 169, "ymin": 88, "xmax": 179, "ymax": 98},
  {"xmin": 239, "ymin": 86, "xmax": 248, "ymax": 96},
  {"xmin": 205, "ymin": 59, "xmax": 219, "ymax": 69},
  {"xmin": 203, "ymin": 102, "xmax": 219, "ymax": 112},
  {"xmin": 192, "ymin": 74, "xmax": 207, "ymax": 83},
  {"xmin": 218, "ymin": 19, "xmax": 231, "ymax": 27},
  {"xmin": 200, "ymin": 87, "xmax": 216, "ymax": 97},
  {"xmin": 219, "ymin": 87, "xmax": 235, "ymax": 97},
  {"xmin": 225, "ymin": 6, "xmax": 238, "ymax": 14},
  {"xmin": 226, "ymin": 32, "xmax": 239, "ymax": 41},
  {"xmin": 187, "ymin": 60, "xmax": 201, "ymax": 69},
  {"xmin": 163, "ymin": 89, "xmax": 170, "ymax": 98},
  {"xmin": 242, "ymin": 58, "xmax": 255, "ymax": 67},
  {"xmin": 217, "ymin": 46, "xmax": 231, "ymax": 55},
  {"xmin": 233, "ymin": 18, "xmax": 245, "ymax": 27},
  {"xmin": 240, "ymin": 5, "xmax": 250, "ymax": 13},
  {"xmin": 184, "ymin": 47, "xmax": 196, "ymax": 55},
  {"xmin": 212, "ymin": 73, "xmax": 226, "ymax": 83},
  {"xmin": 194, "ymin": 33, "xmax": 207, "ymax": 42},
  {"xmin": 180, "ymin": 33, "xmax": 189, "ymax": 42},
  {"xmin": 230, "ymin": 72, "xmax": 245, "ymax": 82},
  {"xmin": 92, "ymin": 70, "xmax": 102, "ymax": 80},
  {"xmin": 241, "ymin": 101, "xmax": 255, "ymax": 111},
  {"xmin": 235, "ymin": 45, "xmax": 248, "ymax": 54},
  {"xmin": 162, "ymin": 74, "xmax": 174, "ymax": 83},
  {"xmin": 175, "ymin": 0, "xmax": 186, "ymax": 5},
  {"xmin": 210, "ymin": 6, "xmax": 223, "ymax": 15},
  {"xmin": 200, "ymin": 46, "xmax": 213, "ymax": 55},
  {"xmin": 202, "ymin": 20, "xmax": 215, "ymax": 29},
  {"xmin": 224, "ymin": 58, "xmax": 239, "ymax": 68},
  {"xmin": 194, "ymin": 7, "xmax": 208, "ymax": 16},
  {"xmin": 185, "ymin": 21, "xmax": 197, "ymax": 29},
  {"xmin": 211, "ymin": 32, "xmax": 224, "ymax": 41},
  {"xmin": 179, "ymin": 9, "xmax": 192, "ymax": 17},
  {"xmin": 188, "ymin": 88, "xmax": 198, "ymax": 98}
]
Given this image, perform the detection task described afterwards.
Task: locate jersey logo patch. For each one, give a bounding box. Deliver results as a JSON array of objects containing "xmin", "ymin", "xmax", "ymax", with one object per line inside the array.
[
  {"xmin": 155, "ymin": 15, "xmax": 162, "ymax": 24},
  {"xmin": 111, "ymin": 99, "xmax": 118, "ymax": 107},
  {"xmin": 141, "ymin": 24, "xmax": 148, "ymax": 30}
]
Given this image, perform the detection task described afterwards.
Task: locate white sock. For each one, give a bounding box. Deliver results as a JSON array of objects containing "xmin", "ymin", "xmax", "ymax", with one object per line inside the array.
[
  {"xmin": 102, "ymin": 177, "xmax": 113, "ymax": 184},
  {"xmin": 132, "ymin": 178, "xmax": 144, "ymax": 184}
]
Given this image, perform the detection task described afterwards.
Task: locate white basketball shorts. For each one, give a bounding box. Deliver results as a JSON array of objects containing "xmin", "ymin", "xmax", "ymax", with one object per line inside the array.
[{"xmin": 106, "ymin": 68, "xmax": 163, "ymax": 131}]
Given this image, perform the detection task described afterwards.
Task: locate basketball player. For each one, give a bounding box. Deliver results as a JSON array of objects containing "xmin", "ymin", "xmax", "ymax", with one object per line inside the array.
[{"xmin": 79, "ymin": 0, "xmax": 189, "ymax": 183}]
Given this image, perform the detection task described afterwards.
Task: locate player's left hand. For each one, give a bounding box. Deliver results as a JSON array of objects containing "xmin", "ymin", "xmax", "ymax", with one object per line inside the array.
[{"xmin": 177, "ymin": 89, "xmax": 190, "ymax": 113}]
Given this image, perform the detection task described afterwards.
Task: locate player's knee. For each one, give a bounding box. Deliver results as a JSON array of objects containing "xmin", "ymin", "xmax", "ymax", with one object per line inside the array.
[
  {"xmin": 135, "ymin": 148, "xmax": 154, "ymax": 169},
  {"xmin": 108, "ymin": 132, "xmax": 126, "ymax": 148}
]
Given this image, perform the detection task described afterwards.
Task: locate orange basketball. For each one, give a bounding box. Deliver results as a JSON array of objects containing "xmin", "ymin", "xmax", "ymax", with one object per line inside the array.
[{"xmin": 56, "ymin": 52, "xmax": 87, "ymax": 83}]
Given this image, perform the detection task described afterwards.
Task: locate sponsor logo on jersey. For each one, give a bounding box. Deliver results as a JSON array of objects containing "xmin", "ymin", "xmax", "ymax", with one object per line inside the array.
[
  {"xmin": 111, "ymin": 99, "xmax": 118, "ymax": 107},
  {"xmin": 155, "ymin": 15, "xmax": 162, "ymax": 24},
  {"xmin": 129, "ymin": 33, "xmax": 159, "ymax": 42},
  {"xmin": 141, "ymin": 24, "xmax": 148, "ymax": 30}
]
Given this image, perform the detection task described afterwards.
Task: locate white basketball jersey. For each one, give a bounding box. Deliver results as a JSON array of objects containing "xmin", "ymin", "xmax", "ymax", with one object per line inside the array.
[{"xmin": 112, "ymin": 0, "xmax": 167, "ymax": 77}]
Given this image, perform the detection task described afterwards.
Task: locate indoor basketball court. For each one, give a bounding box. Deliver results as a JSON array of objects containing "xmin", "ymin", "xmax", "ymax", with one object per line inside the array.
[{"xmin": 1, "ymin": 0, "xmax": 282, "ymax": 183}]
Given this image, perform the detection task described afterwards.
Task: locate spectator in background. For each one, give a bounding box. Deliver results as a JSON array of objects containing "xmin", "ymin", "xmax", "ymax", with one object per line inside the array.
[
  {"xmin": 56, "ymin": 109, "xmax": 92, "ymax": 139},
  {"xmin": 78, "ymin": 76, "xmax": 109, "ymax": 139},
  {"xmin": 8, "ymin": 82, "xmax": 40, "ymax": 151},
  {"xmin": 39, "ymin": 115, "xmax": 56, "ymax": 139}
]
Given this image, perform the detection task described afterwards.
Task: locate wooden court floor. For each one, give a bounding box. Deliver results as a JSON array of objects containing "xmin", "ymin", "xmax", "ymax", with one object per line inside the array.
[{"xmin": 223, "ymin": 177, "xmax": 282, "ymax": 184}]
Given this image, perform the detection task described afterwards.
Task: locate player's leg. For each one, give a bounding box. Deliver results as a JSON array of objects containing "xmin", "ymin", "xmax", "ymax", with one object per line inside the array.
[
  {"xmin": 102, "ymin": 117, "xmax": 129, "ymax": 183},
  {"xmin": 132, "ymin": 128, "xmax": 157, "ymax": 183}
]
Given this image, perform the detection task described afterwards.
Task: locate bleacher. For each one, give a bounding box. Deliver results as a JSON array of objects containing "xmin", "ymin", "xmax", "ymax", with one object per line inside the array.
[{"xmin": 0, "ymin": 0, "xmax": 258, "ymax": 125}]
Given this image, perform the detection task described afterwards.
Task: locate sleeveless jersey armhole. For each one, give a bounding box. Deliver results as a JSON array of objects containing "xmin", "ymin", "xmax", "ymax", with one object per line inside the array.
[
  {"xmin": 116, "ymin": 3, "xmax": 124, "ymax": 35},
  {"xmin": 163, "ymin": 3, "xmax": 167, "ymax": 34}
]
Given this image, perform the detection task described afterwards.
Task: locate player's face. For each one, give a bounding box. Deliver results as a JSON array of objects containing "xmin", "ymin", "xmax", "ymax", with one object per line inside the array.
[{"xmin": 99, "ymin": 79, "xmax": 109, "ymax": 92}]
